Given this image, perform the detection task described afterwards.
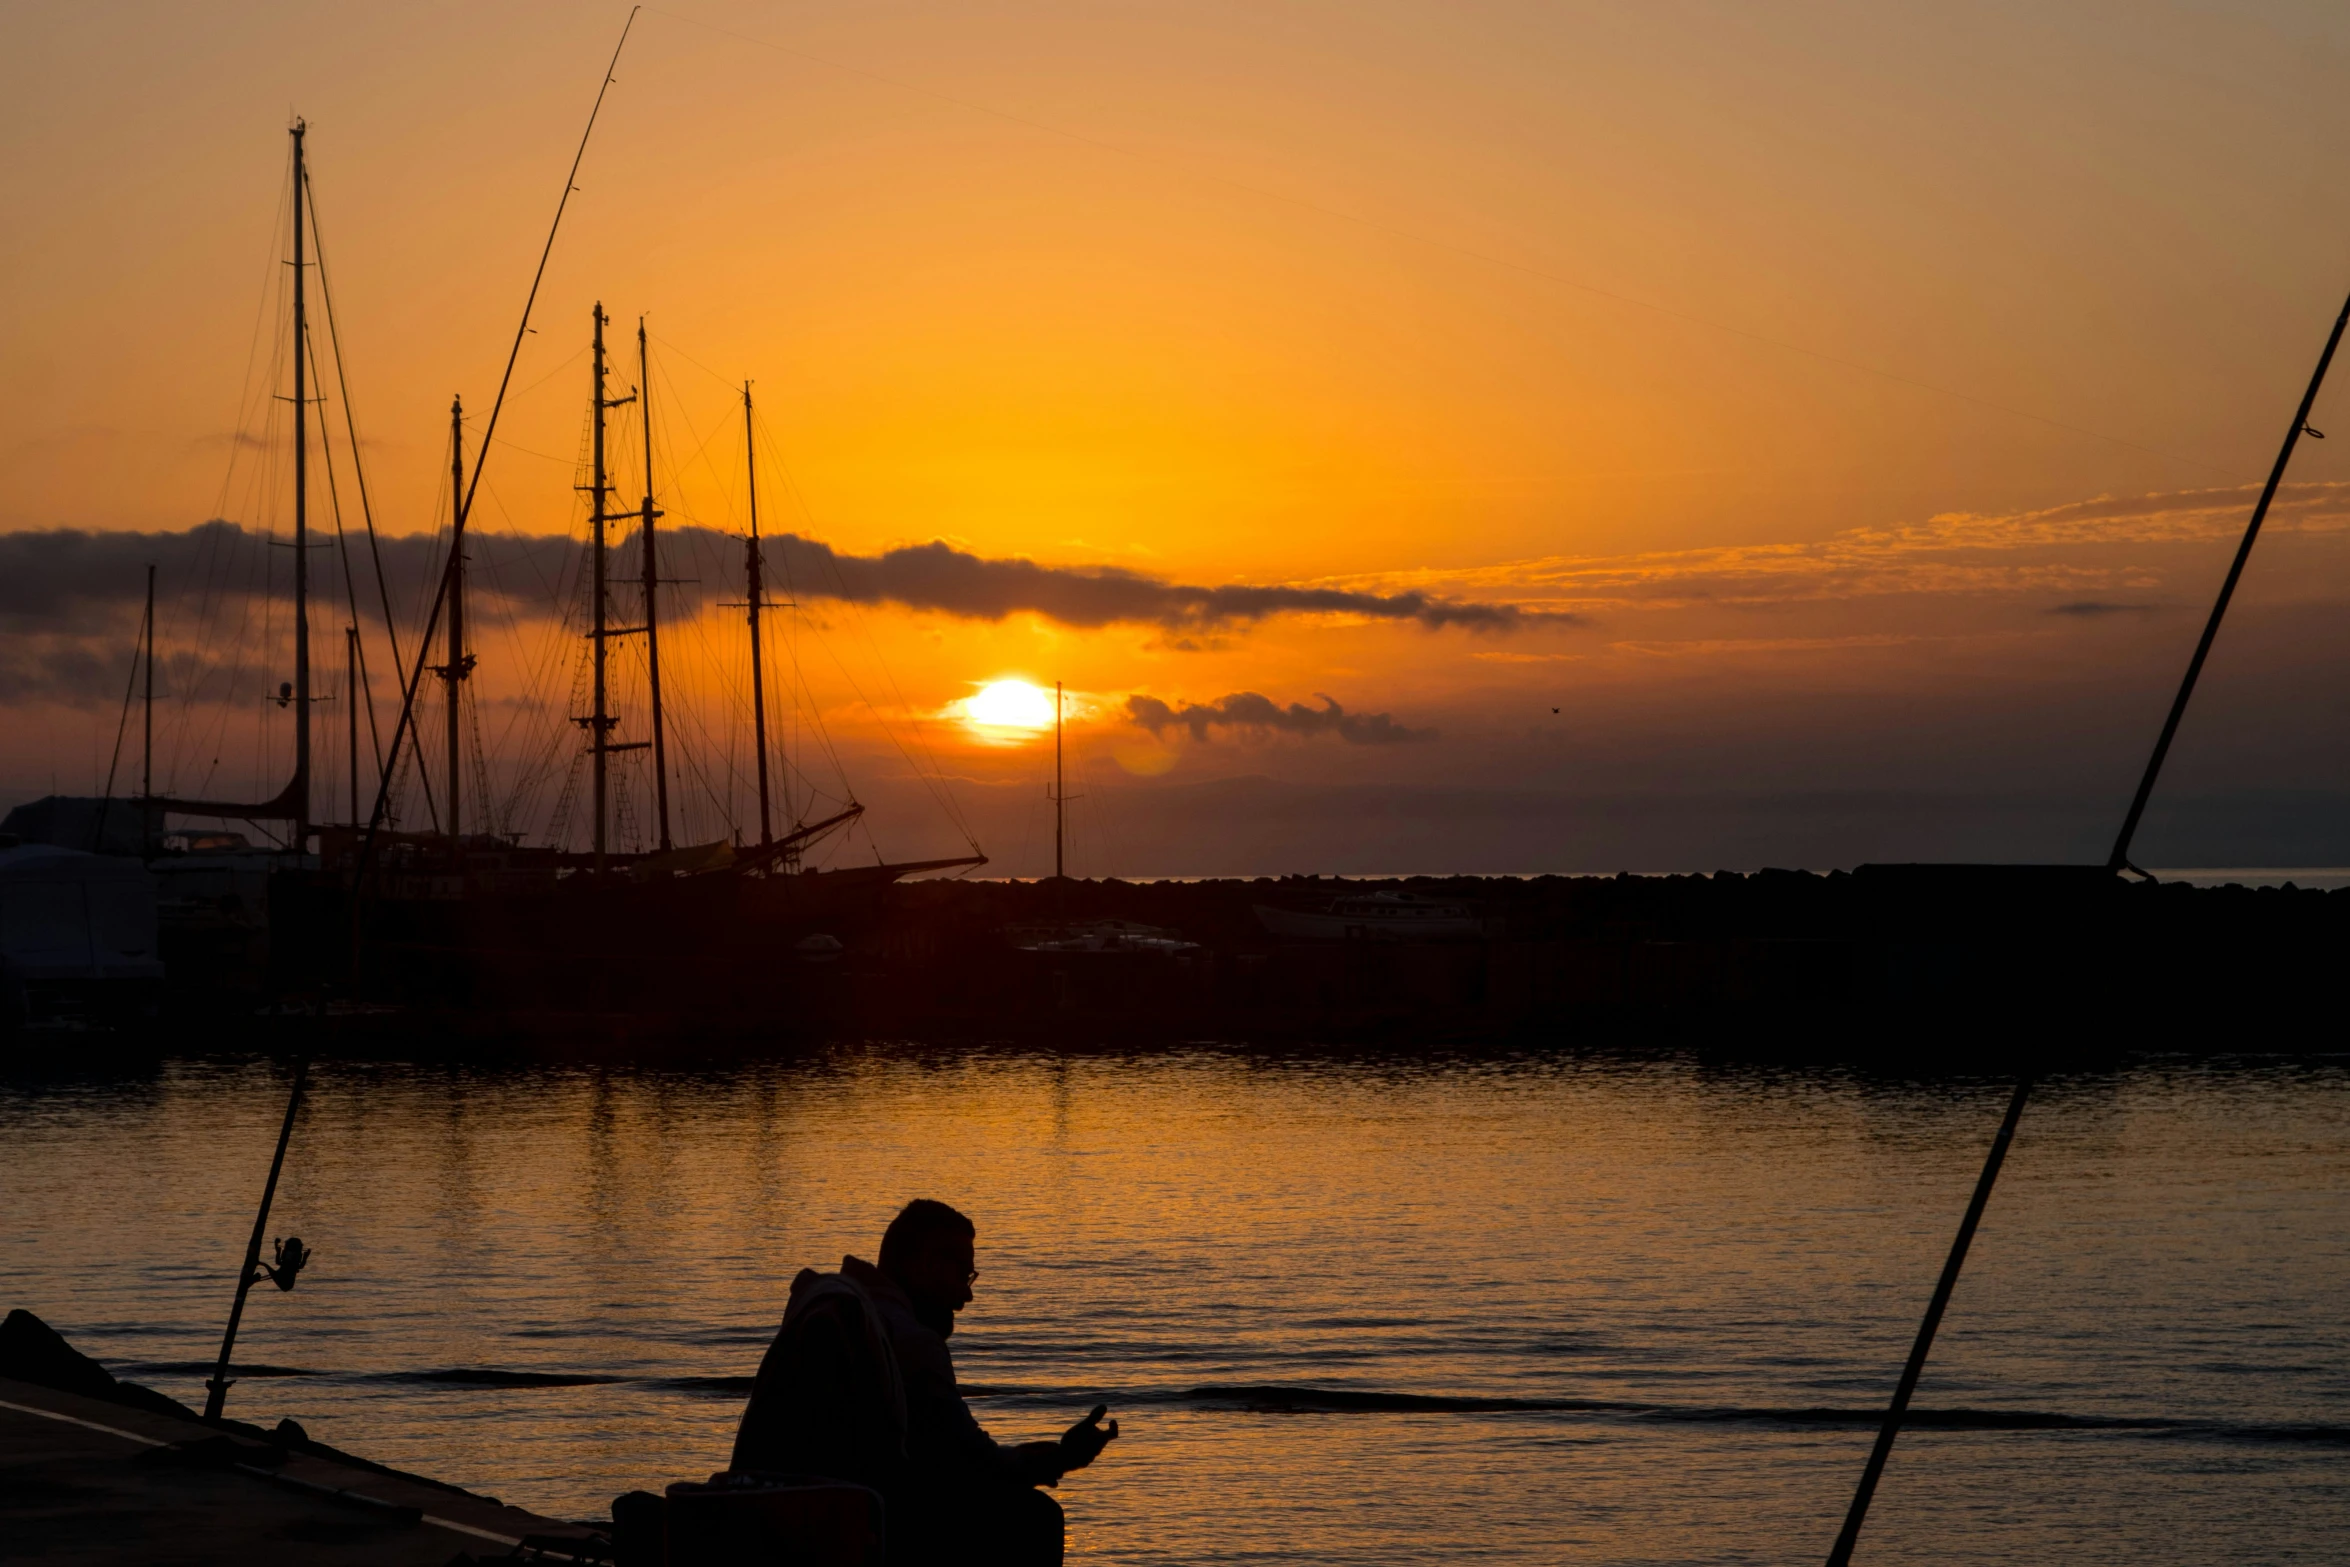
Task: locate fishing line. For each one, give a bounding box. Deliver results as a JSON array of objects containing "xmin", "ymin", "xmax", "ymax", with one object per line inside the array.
[{"xmin": 358, "ymin": 6, "xmax": 642, "ymax": 884}]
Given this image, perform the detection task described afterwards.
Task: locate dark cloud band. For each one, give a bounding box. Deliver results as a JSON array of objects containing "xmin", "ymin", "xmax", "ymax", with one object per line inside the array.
[
  {"xmin": 0, "ymin": 522, "xmax": 1525, "ymax": 634},
  {"xmin": 1127, "ymin": 691, "xmax": 1432, "ymax": 745}
]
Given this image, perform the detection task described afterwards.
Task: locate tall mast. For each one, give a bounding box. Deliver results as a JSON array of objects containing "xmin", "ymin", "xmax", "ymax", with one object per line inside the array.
[
  {"xmin": 744, "ymin": 380, "xmax": 773, "ymax": 850},
  {"xmin": 1047, "ymin": 680, "xmax": 1079, "ymax": 880},
  {"xmin": 442, "ymin": 394, "xmax": 469, "ymax": 858},
  {"xmin": 591, "ymin": 307, "xmax": 613, "ymax": 870},
  {"xmin": 1055, "ymin": 681, "xmax": 1066, "ymax": 880},
  {"xmin": 575, "ymin": 304, "xmax": 635, "ymax": 873},
  {"xmin": 290, "ymin": 119, "xmax": 312, "ymax": 855},
  {"xmin": 639, "ymin": 319, "xmax": 671, "ymax": 851},
  {"xmin": 346, "ymin": 625, "xmax": 359, "ymax": 828},
  {"xmin": 141, "ymin": 564, "xmax": 154, "ymax": 807}
]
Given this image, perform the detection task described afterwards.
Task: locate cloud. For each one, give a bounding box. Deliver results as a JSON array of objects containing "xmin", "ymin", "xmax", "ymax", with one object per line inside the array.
[
  {"xmin": 1126, "ymin": 691, "xmax": 1433, "ymax": 744},
  {"xmin": 0, "ymin": 521, "xmax": 484, "ymax": 632},
  {"xmin": 1612, "ymin": 634, "xmax": 1931, "ymax": 656},
  {"xmin": 2049, "ymin": 601, "xmax": 2158, "ymax": 617},
  {"xmin": 0, "ymin": 639, "xmax": 288, "ymax": 710},
  {"xmin": 0, "ymin": 638, "xmax": 129, "ymax": 706},
  {"xmin": 765, "ymin": 534, "xmax": 1523, "ymax": 630},
  {"xmin": 1315, "ymin": 482, "xmax": 2350, "ymax": 612},
  {"xmin": 0, "ymin": 521, "xmax": 1527, "ymax": 637}
]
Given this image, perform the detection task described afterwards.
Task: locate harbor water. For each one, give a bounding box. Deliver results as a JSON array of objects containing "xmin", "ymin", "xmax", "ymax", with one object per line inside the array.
[{"xmin": 2, "ymin": 1047, "xmax": 2345, "ymax": 1563}]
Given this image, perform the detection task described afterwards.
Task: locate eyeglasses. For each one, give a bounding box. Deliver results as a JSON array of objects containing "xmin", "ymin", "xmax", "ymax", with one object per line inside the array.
[{"xmin": 963, "ymin": 1267, "xmax": 980, "ymax": 1285}]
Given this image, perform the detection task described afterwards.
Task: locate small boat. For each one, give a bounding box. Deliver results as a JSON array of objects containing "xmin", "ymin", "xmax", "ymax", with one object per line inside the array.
[
  {"xmin": 0, "ymin": 842, "xmax": 164, "ymax": 1036},
  {"xmin": 1009, "ymin": 918, "xmax": 1201, "ymax": 957},
  {"xmin": 1254, "ymin": 890, "xmax": 1485, "ymax": 941}
]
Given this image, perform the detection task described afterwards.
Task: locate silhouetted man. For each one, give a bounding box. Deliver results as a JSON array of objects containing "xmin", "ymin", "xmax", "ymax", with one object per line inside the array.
[{"xmin": 734, "ymin": 1200, "xmax": 1118, "ymax": 1566}]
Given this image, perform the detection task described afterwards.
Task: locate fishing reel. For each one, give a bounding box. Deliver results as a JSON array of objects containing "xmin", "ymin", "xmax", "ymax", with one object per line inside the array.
[{"xmin": 254, "ymin": 1235, "xmax": 313, "ymax": 1292}]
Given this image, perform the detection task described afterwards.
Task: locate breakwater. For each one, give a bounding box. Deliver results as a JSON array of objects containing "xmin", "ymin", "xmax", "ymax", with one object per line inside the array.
[
  {"xmin": 131, "ymin": 862, "xmax": 2350, "ymax": 1050},
  {"xmin": 849, "ymin": 864, "xmax": 2344, "ymax": 1043}
]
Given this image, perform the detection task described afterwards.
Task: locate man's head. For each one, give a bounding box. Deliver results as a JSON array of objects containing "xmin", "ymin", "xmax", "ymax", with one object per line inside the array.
[{"xmin": 879, "ymin": 1199, "xmax": 977, "ymax": 1332}]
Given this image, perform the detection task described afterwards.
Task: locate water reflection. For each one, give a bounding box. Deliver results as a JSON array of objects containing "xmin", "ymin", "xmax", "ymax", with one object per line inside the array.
[{"xmin": 2, "ymin": 1047, "xmax": 2346, "ymax": 1563}]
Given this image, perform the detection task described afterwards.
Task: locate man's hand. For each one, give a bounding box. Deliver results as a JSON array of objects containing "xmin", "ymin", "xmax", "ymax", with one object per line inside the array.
[{"xmin": 1058, "ymin": 1404, "xmax": 1119, "ymax": 1472}]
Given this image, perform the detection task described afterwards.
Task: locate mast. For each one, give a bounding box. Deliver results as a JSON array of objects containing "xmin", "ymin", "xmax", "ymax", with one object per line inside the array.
[
  {"xmin": 290, "ymin": 119, "xmax": 312, "ymax": 855},
  {"xmin": 346, "ymin": 626, "xmax": 359, "ymax": 828},
  {"xmin": 1047, "ymin": 680, "xmax": 1079, "ymax": 880},
  {"xmin": 442, "ymin": 394, "xmax": 469, "ymax": 858},
  {"xmin": 639, "ymin": 319, "xmax": 671, "ymax": 851},
  {"xmin": 744, "ymin": 380, "xmax": 773, "ymax": 850},
  {"xmin": 141, "ymin": 564, "xmax": 154, "ymax": 808},
  {"xmin": 589, "ymin": 306, "xmax": 615, "ymax": 871},
  {"xmin": 1055, "ymin": 682, "xmax": 1066, "ymax": 879}
]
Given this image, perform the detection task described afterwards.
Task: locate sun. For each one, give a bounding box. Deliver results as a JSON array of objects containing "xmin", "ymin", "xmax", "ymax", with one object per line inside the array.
[{"xmin": 959, "ymin": 679, "xmax": 1057, "ymax": 738}]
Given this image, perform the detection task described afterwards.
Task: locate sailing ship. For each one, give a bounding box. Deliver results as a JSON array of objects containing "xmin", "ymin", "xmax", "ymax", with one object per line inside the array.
[{"xmin": 142, "ymin": 123, "xmax": 982, "ymax": 1024}]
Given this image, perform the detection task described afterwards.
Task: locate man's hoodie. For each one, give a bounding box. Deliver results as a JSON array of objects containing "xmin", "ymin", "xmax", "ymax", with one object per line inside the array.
[{"xmin": 838, "ymin": 1255, "xmax": 1063, "ymax": 1491}]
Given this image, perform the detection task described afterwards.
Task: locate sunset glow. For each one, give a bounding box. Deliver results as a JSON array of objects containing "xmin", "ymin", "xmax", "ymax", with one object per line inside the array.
[
  {"xmin": 958, "ymin": 679, "xmax": 1057, "ymax": 740},
  {"xmin": 7, "ymin": 2, "xmax": 2350, "ymax": 878}
]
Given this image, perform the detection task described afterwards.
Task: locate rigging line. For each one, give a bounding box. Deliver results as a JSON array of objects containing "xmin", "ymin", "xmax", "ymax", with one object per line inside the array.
[
  {"xmin": 464, "ymin": 498, "xmax": 549, "ymax": 826},
  {"xmin": 91, "ymin": 596, "xmax": 148, "ymax": 850},
  {"xmin": 647, "ymin": 4, "xmax": 2217, "ymax": 478},
  {"xmin": 645, "ymin": 328, "xmax": 744, "ymax": 393},
  {"xmin": 495, "ymin": 492, "xmax": 596, "ymax": 833},
  {"xmin": 359, "ymin": 6, "xmax": 641, "ymax": 879},
  {"xmin": 353, "ymin": 611, "xmax": 385, "ymax": 797},
  {"xmin": 465, "ymin": 682, "xmax": 499, "ymax": 838},
  {"xmin": 301, "ymin": 163, "xmax": 412, "ymax": 704},
  {"xmin": 304, "ymin": 317, "xmax": 364, "ymax": 819},
  {"xmin": 211, "ymin": 170, "xmax": 295, "ymax": 524},
  {"xmin": 507, "ymin": 340, "xmax": 591, "ymax": 403},
  {"xmin": 1823, "ymin": 1079, "xmax": 2033, "ymax": 1567},
  {"xmin": 647, "ymin": 347, "xmax": 747, "ymax": 506},
  {"xmin": 487, "ymin": 434, "xmax": 586, "ymax": 465},
  {"xmin": 754, "ymin": 410, "xmax": 980, "ymax": 849},
  {"xmin": 668, "ymin": 542, "xmax": 747, "ymax": 836},
  {"xmin": 747, "ymin": 419, "xmax": 858, "ymax": 806},
  {"xmin": 808, "ymin": 610, "xmax": 976, "ymax": 852},
  {"xmin": 178, "ymin": 261, "xmax": 290, "ymax": 792},
  {"xmin": 299, "ymin": 317, "xmax": 363, "ymax": 631}
]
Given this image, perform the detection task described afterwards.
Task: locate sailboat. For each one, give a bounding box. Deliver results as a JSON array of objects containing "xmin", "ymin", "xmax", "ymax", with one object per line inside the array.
[
  {"xmin": 149, "ymin": 126, "xmax": 984, "ymax": 1026},
  {"xmin": 318, "ymin": 302, "xmax": 987, "ymax": 1023}
]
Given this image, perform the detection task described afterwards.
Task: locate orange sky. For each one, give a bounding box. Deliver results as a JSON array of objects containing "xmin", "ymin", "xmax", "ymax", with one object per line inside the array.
[{"xmin": 9, "ymin": 1, "xmax": 2350, "ymax": 872}]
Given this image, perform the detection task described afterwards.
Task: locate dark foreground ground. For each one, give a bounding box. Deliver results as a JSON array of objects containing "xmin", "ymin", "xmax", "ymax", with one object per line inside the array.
[{"xmin": 0, "ymin": 1313, "xmax": 607, "ymax": 1565}]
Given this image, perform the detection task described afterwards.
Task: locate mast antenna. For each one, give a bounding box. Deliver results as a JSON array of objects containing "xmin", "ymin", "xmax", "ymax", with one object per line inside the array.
[
  {"xmin": 1047, "ymin": 680, "xmax": 1081, "ymax": 880},
  {"xmin": 438, "ymin": 394, "xmax": 472, "ymax": 862},
  {"xmin": 290, "ymin": 117, "xmax": 312, "ymax": 856},
  {"xmin": 141, "ymin": 564, "xmax": 155, "ymax": 811},
  {"xmin": 577, "ymin": 305, "xmax": 639, "ymax": 872},
  {"xmin": 346, "ymin": 625, "xmax": 359, "ymax": 829},
  {"xmin": 744, "ymin": 380, "xmax": 774, "ymax": 852}
]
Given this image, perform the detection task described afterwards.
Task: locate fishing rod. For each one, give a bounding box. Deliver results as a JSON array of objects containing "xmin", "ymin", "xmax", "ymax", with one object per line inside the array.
[
  {"xmin": 201, "ymin": 1059, "xmax": 313, "ymax": 1421},
  {"xmin": 1824, "ymin": 272, "xmax": 2350, "ymax": 1561},
  {"xmin": 1822, "ymin": 1079, "xmax": 2031, "ymax": 1566},
  {"xmin": 350, "ymin": 8, "xmax": 640, "ymax": 912},
  {"xmin": 2108, "ymin": 281, "xmax": 2350, "ymax": 875}
]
